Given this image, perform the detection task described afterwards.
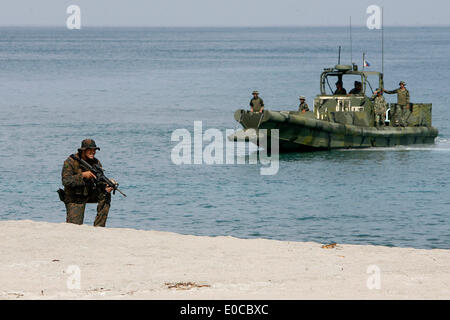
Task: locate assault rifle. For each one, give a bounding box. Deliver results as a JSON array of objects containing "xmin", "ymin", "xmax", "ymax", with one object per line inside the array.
[{"xmin": 71, "ymin": 155, "xmax": 127, "ymax": 197}]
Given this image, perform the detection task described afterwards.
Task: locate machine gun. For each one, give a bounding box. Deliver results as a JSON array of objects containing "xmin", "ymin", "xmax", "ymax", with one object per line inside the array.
[{"xmin": 71, "ymin": 155, "xmax": 127, "ymax": 197}]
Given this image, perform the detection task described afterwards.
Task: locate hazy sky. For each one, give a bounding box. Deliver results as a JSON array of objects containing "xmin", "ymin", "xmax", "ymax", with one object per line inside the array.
[{"xmin": 1, "ymin": 0, "xmax": 449, "ymax": 27}]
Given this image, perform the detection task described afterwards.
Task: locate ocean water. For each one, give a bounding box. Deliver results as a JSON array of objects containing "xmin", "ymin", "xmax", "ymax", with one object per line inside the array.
[{"xmin": 0, "ymin": 27, "xmax": 449, "ymax": 249}]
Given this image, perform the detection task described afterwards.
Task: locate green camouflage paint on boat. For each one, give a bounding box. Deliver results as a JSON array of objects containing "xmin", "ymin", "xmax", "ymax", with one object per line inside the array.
[{"xmin": 230, "ymin": 64, "xmax": 438, "ymax": 152}]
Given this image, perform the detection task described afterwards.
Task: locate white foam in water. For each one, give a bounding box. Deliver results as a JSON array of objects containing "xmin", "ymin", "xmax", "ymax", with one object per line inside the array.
[
  {"xmin": 338, "ymin": 138, "xmax": 450, "ymax": 152},
  {"xmin": 233, "ymin": 141, "xmax": 260, "ymax": 157}
]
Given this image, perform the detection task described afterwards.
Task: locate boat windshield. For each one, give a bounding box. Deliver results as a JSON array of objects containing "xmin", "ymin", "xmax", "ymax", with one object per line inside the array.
[
  {"xmin": 323, "ymin": 74, "xmax": 365, "ymax": 95},
  {"xmin": 320, "ymin": 70, "xmax": 383, "ymax": 96}
]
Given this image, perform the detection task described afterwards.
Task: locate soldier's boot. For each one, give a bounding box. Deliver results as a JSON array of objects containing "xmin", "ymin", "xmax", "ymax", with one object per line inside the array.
[
  {"xmin": 375, "ymin": 115, "xmax": 380, "ymax": 127},
  {"xmin": 93, "ymin": 193, "xmax": 111, "ymax": 227},
  {"xmin": 393, "ymin": 105, "xmax": 403, "ymax": 127},
  {"xmin": 402, "ymin": 108, "xmax": 410, "ymax": 127},
  {"xmin": 390, "ymin": 112, "xmax": 398, "ymax": 127},
  {"xmin": 376, "ymin": 114, "xmax": 385, "ymax": 127},
  {"xmin": 398, "ymin": 111, "xmax": 405, "ymax": 127},
  {"xmin": 66, "ymin": 203, "xmax": 86, "ymax": 225}
]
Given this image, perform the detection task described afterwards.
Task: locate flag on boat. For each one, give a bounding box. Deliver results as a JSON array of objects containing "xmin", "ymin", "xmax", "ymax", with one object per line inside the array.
[{"xmin": 363, "ymin": 60, "xmax": 370, "ymax": 67}]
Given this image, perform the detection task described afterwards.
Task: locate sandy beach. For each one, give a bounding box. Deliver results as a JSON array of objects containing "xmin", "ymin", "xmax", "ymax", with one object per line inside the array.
[{"xmin": 0, "ymin": 220, "xmax": 448, "ymax": 300}]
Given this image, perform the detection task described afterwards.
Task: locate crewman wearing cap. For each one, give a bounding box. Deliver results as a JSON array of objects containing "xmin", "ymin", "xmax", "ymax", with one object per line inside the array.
[
  {"xmin": 61, "ymin": 139, "xmax": 113, "ymax": 227},
  {"xmin": 349, "ymin": 81, "xmax": 362, "ymax": 95},
  {"xmin": 249, "ymin": 90, "xmax": 264, "ymax": 113},
  {"xmin": 384, "ymin": 81, "xmax": 410, "ymax": 127},
  {"xmin": 298, "ymin": 96, "xmax": 309, "ymax": 113},
  {"xmin": 334, "ymin": 81, "xmax": 347, "ymax": 95}
]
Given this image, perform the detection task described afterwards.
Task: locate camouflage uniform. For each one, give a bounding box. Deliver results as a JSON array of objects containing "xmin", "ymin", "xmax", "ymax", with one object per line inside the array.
[
  {"xmin": 61, "ymin": 144, "xmax": 111, "ymax": 227},
  {"xmin": 334, "ymin": 87, "xmax": 347, "ymax": 95},
  {"xmin": 298, "ymin": 102, "xmax": 309, "ymax": 112},
  {"xmin": 371, "ymin": 94, "xmax": 387, "ymax": 127},
  {"xmin": 348, "ymin": 88, "xmax": 361, "ymax": 95},
  {"xmin": 250, "ymin": 97, "xmax": 264, "ymax": 112},
  {"xmin": 384, "ymin": 85, "xmax": 410, "ymax": 126},
  {"xmin": 349, "ymin": 81, "xmax": 362, "ymax": 95}
]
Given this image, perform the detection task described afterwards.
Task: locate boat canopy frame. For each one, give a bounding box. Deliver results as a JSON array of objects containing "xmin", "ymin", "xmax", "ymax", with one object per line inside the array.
[{"xmin": 320, "ymin": 69, "xmax": 384, "ymax": 96}]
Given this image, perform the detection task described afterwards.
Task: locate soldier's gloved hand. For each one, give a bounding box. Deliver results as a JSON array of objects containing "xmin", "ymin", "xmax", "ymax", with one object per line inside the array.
[
  {"xmin": 82, "ymin": 171, "xmax": 96, "ymax": 179},
  {"xmin": 105, "ymin": 178, "xmax": 118, "ymax": 193}
]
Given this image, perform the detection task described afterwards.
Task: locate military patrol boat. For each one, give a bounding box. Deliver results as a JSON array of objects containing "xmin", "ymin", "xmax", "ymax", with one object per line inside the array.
[{"xmin": 230, "ymin": 64, "xmax": 438, "ymax": 152}]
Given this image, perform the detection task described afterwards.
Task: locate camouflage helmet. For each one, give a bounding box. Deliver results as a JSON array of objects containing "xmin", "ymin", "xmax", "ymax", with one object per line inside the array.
[
  {"xmin": 78, "ymin": 138, "xmax": 100, "ymax": 152},
  {"xmin": 299, "ymin": 95, "xmax": 306, "ymax": 100},
  {"xmin": 252, "ymin": 90, "xmax": 259, "ymax": 95},
  {"xmin": 399, "ymin": 81, "xmax": 406, "ymax": 86}
]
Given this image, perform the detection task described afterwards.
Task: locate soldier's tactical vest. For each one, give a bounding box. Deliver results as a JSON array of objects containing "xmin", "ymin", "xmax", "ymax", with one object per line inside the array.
[
  {"xmin": 397, "ymin": 89, "xmax": 409, "ymax": 106},
  {"xmin": 251, "ymin": 98, "xmax": 263, "ymax": 112},
  {"xmin": 373, "ymin": 96, "xmax": 387, "ymax": 114},
  {"xmin": 63, "ymin": 156, "xmax": 99, "ymax": 203},
  {"xmin": 298, "ymin": 103, "xmax": 309, "ymax": 111}
]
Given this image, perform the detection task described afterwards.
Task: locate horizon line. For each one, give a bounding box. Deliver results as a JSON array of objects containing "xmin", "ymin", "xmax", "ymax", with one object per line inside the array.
[{"xmin": 0, "ymin": 24, "xmax": 449, "ymax": 28}]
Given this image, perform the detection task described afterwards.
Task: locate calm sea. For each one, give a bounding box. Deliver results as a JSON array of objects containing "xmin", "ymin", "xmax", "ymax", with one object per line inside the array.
[{"xmin": 0, "ymin": 27, "xmax": 449, "ymax": 249}]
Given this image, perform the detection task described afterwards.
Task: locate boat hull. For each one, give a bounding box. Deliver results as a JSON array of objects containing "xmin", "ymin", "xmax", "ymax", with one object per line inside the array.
[{"xmin": 231, "ymin": 109, "xmax": 439, "ymax": 152}]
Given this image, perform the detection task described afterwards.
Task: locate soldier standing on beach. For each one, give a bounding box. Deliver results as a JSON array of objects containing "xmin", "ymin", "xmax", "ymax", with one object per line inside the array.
[
  {"xmin": 60, "ymin": 139, "xmax": 113, "ymax": 227},
  {"xmin": 298, "ymin": 96, "xmax": 309, "ymax": 112},
  {"xmin": 371, "ymin": 88, "xmax": 388, "ymax": 127},
  {"xmin": 384, "ymin": 81, "xmax": 410, "ymax": 127},
  {"xmin": 250, "ymin": 90, "xmax": 264, "ymax": 113}
]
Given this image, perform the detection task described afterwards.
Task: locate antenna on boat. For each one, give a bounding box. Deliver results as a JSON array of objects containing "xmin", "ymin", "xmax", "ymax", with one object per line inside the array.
[
  {"xmin": 349, "ymin": 16, "xmax": 353, "ymax": 64},
  {"xmin": 338, "ymin": 46, "xmax": 341, "ymax": 64},
  {"xmin": 362, "ymin": 52, "xmax": 365, "ymax": 71},
  {"xmin": 381, "ymin": 6, "xmax": 384, "ymax": 74}
]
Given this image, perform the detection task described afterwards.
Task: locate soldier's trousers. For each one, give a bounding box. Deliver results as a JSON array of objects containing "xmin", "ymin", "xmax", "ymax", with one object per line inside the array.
[
  {"xmin": 375, "ymin": 113, "xmax": 385, "ymax": 127},
  {"xmin": 391, "ymin": 104, "xmax": 407, "ymax": 126},
  {"xmin": 65, "ymin": 193, "xmax": 111, "ymax": 227}
]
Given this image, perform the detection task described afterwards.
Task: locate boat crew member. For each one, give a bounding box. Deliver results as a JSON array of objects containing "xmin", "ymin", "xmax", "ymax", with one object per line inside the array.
[
  {"xmin": 349, "ymin": 81, "xmax": 362, "ymax": 95},
  {"xmin": 250, "ymin": 90, "xmax": 264, "ymax": 113},
  {"xmin": 384, "ymin": 81, "xmax": 410, "ymax": 127},
  {"xmin": 61, "ymin": 139, "xmax": 113, "ymax": 227},
  {"xmin": 334, "ymin": 81, "xmax": 347, "ymax": 95},
  {"xmin": 298, "ymin": 96, "xmax": 309, "ymax": 113},
  {"xmin": 371, "ymin": 88, "xmax": 388, "ymax": 127}
]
